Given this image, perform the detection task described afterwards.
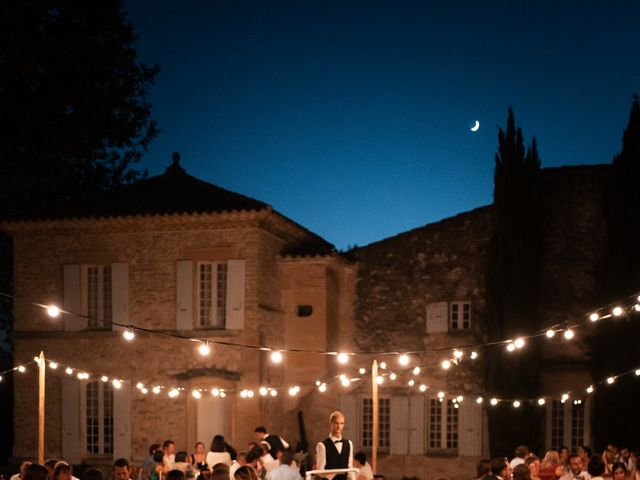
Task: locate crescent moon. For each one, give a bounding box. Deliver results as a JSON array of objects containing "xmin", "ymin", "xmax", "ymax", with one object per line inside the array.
[{"xmin": 470, "ymin": 120, "xmax": 480, "ymax": 132}]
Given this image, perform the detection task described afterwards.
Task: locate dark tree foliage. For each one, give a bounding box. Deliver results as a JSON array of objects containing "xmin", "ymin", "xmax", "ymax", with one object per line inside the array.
[
  {"xmin": 0, "ymin": 0, "xmax": 157, "ymax": 461},
  {"xmin": 592, "ymin": 95, "xmax": 640, "ymax": 450},
  {"xmin": 484, "ymin": 108, "xmax": 543, "ymax": 456},
  {"xmin": 0, "ymin": 0, "xmax": 158, "ymax": 211}
]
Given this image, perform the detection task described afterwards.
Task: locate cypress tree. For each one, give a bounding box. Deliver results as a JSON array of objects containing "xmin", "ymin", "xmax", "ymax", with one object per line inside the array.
[
  {"xmin": 484, "ymin": 108, "xmax": 543, "ymax": 455},
  {"xmin": 591, "ymin": 95, "xmax": 640, "ymax": 449}
]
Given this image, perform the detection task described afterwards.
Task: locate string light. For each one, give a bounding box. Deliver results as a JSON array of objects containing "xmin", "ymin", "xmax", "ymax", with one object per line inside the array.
[
  {"xmin": 340, "ymin": 377, "xmax": 350, "ymax": 387},
  {"xmin": 136, "ymin": 382, "xmax": 144, "ymax": 389},
  {"xmin": 141, "ymin": 387, "xmax": 148, "ymax": 394},
  {"xmin": 123, "ymin": 328, "xmax": 135, "ymax": 341},
  {"xmin": 198, "ymin": 342, "xmax": 211, "ymax": 356},
  {"xmin": 407, "ymin": 379, "xmax": 415, "ymax": 386},
  {"xmin": 389, "ymin": 372, "xmax": 397, "ymax": 380},
  {"xmin": 269, "ymin": 389, "xmax": 277, "ymax": 397},
  {"xmin": 586, "ymin": 385, "xmax": 594, "ymax": 394},
  {"xmin": 375, "ymin": 375, "xmax": 384, "ymax": 385},
  {"xmin": 379, "ymin": 361, "xmax": 387, "ymax": 370},
  {"xmin": 490, "ymin": 398, "xmax": 498, "ymax": 406},
  {"xmin": 538, "ymin": 398, "xmax": 546, "ymax": 405},
  {"xmin": 259, "ymin": 387, "xmax": 268, "ymax": 396},
  {"xmin": 470, "ymin": 351, "xmax": 478, "ymax": 360},
  {"xmin": 168, "ymin": 388, "xmax": 180, "ymax": 398},
  {"xmin": 419, "ymin": 384, "xmax": 427, "ymax": 392},
  {"xmin": 635, "ymin": 369, "xmax": 640, "ymax": 376},
  {"xmin": 211, "ymin": 388, "xmax": 220, "ymax": 397},
  {"xmin": 606, "ymin": 376, "xmax": 615, "ymax": 384},
  {"xmin": 412, "ymin": 366, "xmax": 421, "ymax": 375},
  {"xmin": 192, "ymin": 390, "xmax": 202, "ymax": 399},
  {"xmin": 514, "ymin": 337, "xmax": 525, "ymax": 349},
  {"xmin": 17, "ymin": 365, "xmax": 26, "ymax": 373},
  {"xmin": 441, "ymin": 359, "xmax": 451, "ymax": 369},
  {"xmin": 453, "ymin": 350, "xmax": 463, "ymax": 359},
  {"xmin": 563, "ymin": 329, "xmax": 575, "ymax": 340},
  {"xmin": 359, "ymin": 368, "xmax": 366, "ymax": 375},
  {"xmin": 337, "ymin": 353, "xmax": 349, "ymax": 364},
  {"xmin": 318, "ymin": 383, "xmax": 327, "ymax": 393},
  {"xmin": 612, "ymin": 306, "xmax": 623, "ymax": 317},
  {"xmin": 153, "ymin": 386, "xmax": 161, "ymax": 394},
  {"xmin": 476, "ymin": 397, "xmax": 483, "ymax": 404},
  {"xmin": 437, "ymin": 391, "xmax": 445, "ymax": 399},
  {"xmin": 46, "ymin": 305, "xmax": 61, "ymax": 318},
  {"xmin": 101, "ymin": 375, "xmax": 109, "ymax": 382},
  {"xmin": 513, "ymin": 400, "xmax": 521, "ymax": 408},
  {"xmin": 49, "ymin": 362, "xmax": 58, "ymax": 369},
  {"xmin": 112, "ymin": 379, "xmax": 122, "ymax": 389},
  {"xmin": 398, "ymin": 354, "xmax": 410, "ymax": 366},
  {"xmin": 506, "ymin": 343, "xmax": 516, "ymax": 352},
  {"xmin": 589, "ymin": 313, "xmax": 599, "ymax": 322},
  {"xmin": 65, "ymin": 367, "xmax": 73, "ymax": 375},
  {"xmin": 546, "ymin": 329, "xmax": 555, "ymax": 338},
  {"xmin": 270, "ymin": 350, "xmax": 283, "ymax": 364}
]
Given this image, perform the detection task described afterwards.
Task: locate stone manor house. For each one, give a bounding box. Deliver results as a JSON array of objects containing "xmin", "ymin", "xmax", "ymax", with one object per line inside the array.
[{"xmin": 1, "ymin": 154, "xmax": 609, "ymax": 479}]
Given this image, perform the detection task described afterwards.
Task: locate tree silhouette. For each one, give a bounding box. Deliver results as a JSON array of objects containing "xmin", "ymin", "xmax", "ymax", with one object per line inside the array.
[
  {"xmin": 484, "ymin": 107, "xmax": 543, "ymax": 455},
  {"xmin": 591, "ymin": 95, "xmax": 640, "ymax": 449},
  {"xmin": 0, "ymin": 0, "xmax": 158, "ymax": 461}
]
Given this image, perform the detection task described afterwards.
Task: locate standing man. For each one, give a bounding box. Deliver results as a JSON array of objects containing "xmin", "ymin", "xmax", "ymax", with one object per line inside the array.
[
  {"xmin": 255, "ymin": 426, "xmax": 290, "ymax": 461},
  {"xmin": 163, "ymin": 440, "xmax": 176, "ymax": 470},
  {"xmin": 315, "ymin": 411, "xmax": 354, "ymax": 480}
]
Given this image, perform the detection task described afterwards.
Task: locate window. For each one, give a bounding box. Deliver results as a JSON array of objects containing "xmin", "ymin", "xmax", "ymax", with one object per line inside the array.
[
  {"xmin": 571, "ymin": 400, "xmax": 585, "ymax": 452},
  {"xmin": 86, "ymin": 380, "xmax": 113, "ymax": 455},
  {"xmin": 428, "ymin": 397, "xmax": 459, "ymax": 450},
  {"xmin": 361, "ymin": 397, "xmax": 390, "ymax": 450},
  {"xmin": 449, "ymin": 302, "xmax": 471, "ymax": 331},
  {"xmin": 550, "ymin": 400, "xmax": 564, "ymax": 450},
  {"xmin": 83, "ymin": 265, "xmax": 112, "ymax": 328},
  {"xmin": 197, "ymin": 262, "xmax": 228, "ymax": 328}
]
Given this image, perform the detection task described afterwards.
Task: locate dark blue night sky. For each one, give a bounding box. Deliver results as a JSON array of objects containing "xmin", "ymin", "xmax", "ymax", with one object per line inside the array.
[{"xmin": 125, "ymin": 0, "xmax": 640, "ymax": 250}]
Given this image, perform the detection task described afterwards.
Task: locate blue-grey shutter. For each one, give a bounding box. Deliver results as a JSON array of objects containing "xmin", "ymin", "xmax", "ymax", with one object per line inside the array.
[
  {"xmin": 426, "ymin": 302, "xmax": 448, "ymax": 333},
  {"xmin": 390, "ymin": 396, "xmax": 409, "ymax": 454},
  {"xmin": 176, "ymin": 260, "xmax": 193, "ymax": 330},
  {"xmin": 225, "ymin": 259, "xmax": 246, "ymax": 329},
  {"xmin": 63, "ymin": 265, "xmax": 85, "ymax": 331},
  {"xmin": 408, "ymin": 395, "xmax": 425, "ymax": 454},
  {"xmin": 113, "ymin": 382, "xmax": 131, "ymax": 460},
  {"xmin": 111, "ymin": 263, "xmax": 129, "ymax": 331},
  {"xmin": 61, "ymin": 377, "xmax": 82, "ymax": 463},
  {"xmin": 458, "ymin": 399, "xmax": 483, "ymax": 456}
]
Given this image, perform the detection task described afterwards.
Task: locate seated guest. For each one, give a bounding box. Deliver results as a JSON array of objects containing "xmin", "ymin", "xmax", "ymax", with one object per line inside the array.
[
  {"xmin": 174, "ymin": 452, "xmax": 196, "ymax": 479},
  {"xmin": 207, "ymin": 435, "xmax": 233, "ymax": 468},
  {"xmin": 587, "ymin": 456, "xmax": 605, "ymax": 480},
  {"xmin": 11, "ymin": 461, "xmax": 32, "ymax": 480},
  {"xmin": 527, "ymin": 456, "xmax": 542, "ymax": 480},
  {"xmin": 354, "ymin": 452, "xmax": 374, "ymax": 480},
  {"xmin": 24, "ymin": 465, "xmax": 49, "ymax": 480},
  {"xmin": 514, "ymin": 465, "xmax": 533, "ymax": 480},
  {"xmin": 83, "ymin": 470, "xmax": 104, "ymax": 480}
]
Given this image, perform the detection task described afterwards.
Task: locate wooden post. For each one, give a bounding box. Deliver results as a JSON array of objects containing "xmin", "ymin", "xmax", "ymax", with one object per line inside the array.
[
  {"xmin": 371, "ymin": 359, "xmax": 378, "ymax": 474},
  {"xmin": 38, "ymin": 350, "xmax": 46, "ymax": 464}
]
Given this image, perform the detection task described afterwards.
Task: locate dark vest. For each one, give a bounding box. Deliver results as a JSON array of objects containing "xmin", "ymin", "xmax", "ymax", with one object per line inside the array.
[{"xmin": 322, "ymin": 437, "xmax": 350, "ymax": 480}]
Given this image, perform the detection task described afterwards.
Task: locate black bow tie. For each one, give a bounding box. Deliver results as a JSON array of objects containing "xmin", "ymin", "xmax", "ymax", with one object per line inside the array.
[{"xmin": 334, "ymin": 439, "xmax": 343, "ymax": 443}]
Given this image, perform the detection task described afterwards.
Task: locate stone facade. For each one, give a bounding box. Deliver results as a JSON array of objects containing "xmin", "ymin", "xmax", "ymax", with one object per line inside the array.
[{"xmin": 2, "ymin": 162, "xmax": 613, "ymax": 480}]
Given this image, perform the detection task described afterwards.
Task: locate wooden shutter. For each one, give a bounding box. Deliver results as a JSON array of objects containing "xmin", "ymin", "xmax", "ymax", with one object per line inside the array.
[
  {"xmin": 114, "ymin": 382, "xmax": 131, "ymax": 460},
  {"xmin": 176, "ymin": 260, "xmax": 193, "ymax": 331},
  {"xmin": 61, "ymin": 377, "xmax": 82, "ymax": 463},
  {"xmin": 426, "ymin": 301, "xmax": 448, "ymax": 333},
  {"xmin": 111, "ymin": 263, "xmax": 129, "ymax": 331},
  {"xmin": 63, "ymin": 265, "xmax": 86, "ymax": 331},
  {"xmin": 408, "ymin": 395, "xmax": 425, "ymax": 454},
  {"xmin": 390, "ymin": 396, "xmax": 409, "ymax": 454},
  {"xmin": 225, "ymin": 259, "xmax": 246, "ymax": 329},
  {"xmin": 340, "ymin": 394, "xmax": 358, "ymax": 447},
  {"xmin": 458, "ymin": 399, "xmax": 483, "ymax": 456}
]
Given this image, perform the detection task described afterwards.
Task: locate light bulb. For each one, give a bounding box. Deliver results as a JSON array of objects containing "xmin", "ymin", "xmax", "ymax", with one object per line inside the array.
[
  {"xmin": 153, "ymin": 386, "xmax": 161, "ymax": 394},
  {"xmin": 412, "ymin": 366, "xmax": 421, "ymax": 375},
  {"xmin": 514, "ymin": 338, "xmax": 525, "ymax": 349},
  {"xmin": 513, "ymin": 400, "xmax": 521, "ymax": 408},
  {"xmin": 546, "ymin": 329, "xmax": 555, "ymax": 338},
  {"xmin": 398, "ymin": 354, "xmax": 410, "ymax": 366},
  {"xmin": 379, "ymin": 361, "xmax": 387, "ymax": 370},
  {"xmin": 271, "ymin": 350, "xmax": 283, "ymax": 363},
  {"xmin": 319, "ymin": 383, "xmax": 327, "ymax": 393},
  {"xmin": 49, "ymin": 362, "xmax": 58, "ymax": 369},
  {"xmin": 136, "ymin": 382, "xmax": 144, "ymax": 389},
  {"xmin": 101, "ymin": 375, "xmax": 109, "ymax": 382},
  {"xmin": 476, "ymin": 397, "xmax": 483, "ymax": 404},
  {"xmin": 259, "ymin": 387, "xmax": 268, "ymax": 396},
  {"xmin": 490, "ymin": 398, "xmax": 498, "ymax": 406},
  {"xmin": 192, "ymin": 390, "xmax": 202, "ymax": 399},
  {"xmin": 470, "ymin": 351, "xmax": 478, "ymax": 360},
  {"xmin": 112, "ymin": 379, "xmax": 122, "ymax": 389},
  {"xmin": 46, "ymin": 305, "xmax": 61, "ymax": 318},
  {"xmin": 198, "ymin": 342, "xmax": 211, "ymax": 356},
  {"xmin": 376, "ymin": 375, "xmax": 384, "ymax": 385},
  {"xmin": 407, "ymin": 379, "xmax": 415, "ymax": 386},
  {"xmin": 506, "ymin": 343, "xmax": 516, "ymax": 352},
  {"xmin": 359, "ymin": 368, "xmax": 366, "ymax": 375},
  {"xmin": 538, "ymin": 398, "xmax": 546, "ymax": 406},
  {"xmin": 17, "ymin": 365, "xmax": 26, "ymax": 373},
  {"xmin": 563, "ymin": 329, "xmax": 574, "ymax": 340},
  {"xmin": 141, "ymin": 387, "xmax": 148, "ymax": 394},
  {"xmin": 211, "ymin": 388, "xmax": 220, "ymax": 397},
  {"xmin": 607, "ymin": 376, "xmax": 615, "ymax": 384},
  {"xmin": 65, "ymin": 367, "xmax": 73, "ymax": 375},
  {"xmin": 586, "ymin": 385, "xmax": 594, "ymax": 394},
  {"xmin": 337, "ymin": 353, "xmax": 349, "ymax": 364},
  {"xmin": 453, "ymin": 350, "xmax": 463, "ymax": 359},
  {"xmin": 419, "ymin": 384, "xmax": 427, "ymax": 392},
  {"xmin": 123, "ymin": 329, "xmax": 135, "ymax": 341},
  {"xmin": 456, "ymin": 395, "xmax": 464, "ymax": 402},
  {"xmin": 437, "ymin": 391, "xmax": 445, "ymax": 399},
  {"xmin": 390, "ymin": 372, "xmax": 397, "ymax": 380},
  {"xmin": 270, "ymin": 389, "xmax": 277, "ymax": 397},
  {"xmin": 341, "ymin": 377, "xmax": 350, "ymax": 387},
  {"xmin": 441, "ymin": 360, "xmax": 451, "ymax": 370},
  {"xmin": 612, "ymin": 306, "xmax": 623, "ymax": 317},
  {"xmin": 168, "ymin": 388, "xmax": 179, "ymax": 398},
  {"xmin": 589, "ymin": 313, "xmax": 599, "ymax": 322}
]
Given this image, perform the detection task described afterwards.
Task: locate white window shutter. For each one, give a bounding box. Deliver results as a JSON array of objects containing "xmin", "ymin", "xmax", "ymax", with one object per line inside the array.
[
  {"xmin": 61, "ymin": 377, "xmax": 82, "ymax": 463},
  {"xmin": 176, "ymin": 260, "xmax": 193, "ymax": 331},
  {"xmin": 426, "ymin": 302, "xmax": 448, "ymax": 333},
  {"xmin": 408, "ymin": 395, "xmax": 425, "ymax": 454},
  {"xmin": 226, "ymin": 259, "xmax": 246, "ymax": 329},
  {"xmin": 111, "ymin": 263, "xmax": 129, "ymax": 331},
  {"xmin": 340, "ymin": 394, "xmax": 358, "ymax": 447},
  {"xmin": 64, "ymin": 265, "xmax": 86, "ymax": 331},
  {"xmin": 458, "ymin": 399, "xmax": 483, "ymax": 456},
  {"xmin": 114, "ymin": 382, "xmax": 131, "ymax": 460},
  {"xmin": 390, "ymin": 396, "xmax": 409, "ymax": 454}
]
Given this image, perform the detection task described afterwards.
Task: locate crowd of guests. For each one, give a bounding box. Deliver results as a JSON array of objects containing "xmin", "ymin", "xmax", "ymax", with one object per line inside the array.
[{"xmin": 477, "ymin": 445, "xmax": 640, "ymax": 480}]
